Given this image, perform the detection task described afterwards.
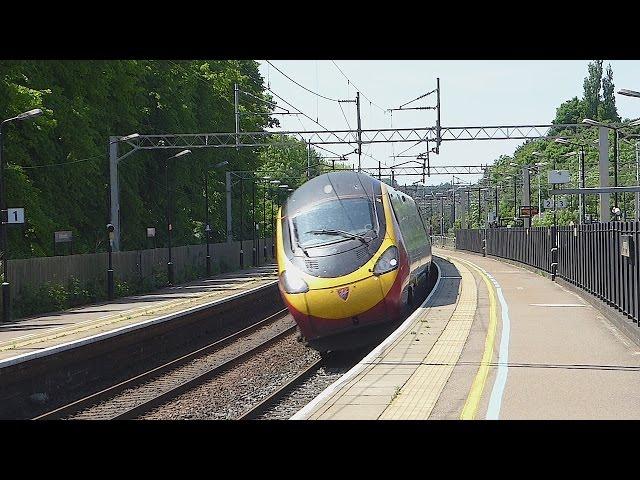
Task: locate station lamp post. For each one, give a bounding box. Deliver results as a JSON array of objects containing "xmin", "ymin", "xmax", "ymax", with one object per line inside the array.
[
  {"xmin": 531, "ymin": 162, "xmax": 547, "ymax": 222},
  {"xmin": 260, "ymin": 176, "xmax": 270, "ymax": 261},
  {"xmin": 1, "ymin": 108, "xmax": 43, "ymax": 321},
  {"xmin": 165, "ymin": 149, "xmax": 191, "ymax": 286},
  {"xmin": 509, "ymin": 162, "xmax": 519, "ymax": 222},
  {"xmin": 204, "ymin": 160, "xmax": 228, "ymax": 276},
  {"xmin": 618, "ymin": 89, "xmax": 640, "ymax": 98},
  {"xmin": 532, "ymin": 151, "xmax": 557, "ymax": 227},
  {"xmin": 269, "ymin": 180, "xmax": 281, "ymax": 257},
  {"xmin": 106, "ymin": 133, "xmax": 140, "ymax": 300},
  {"xmin": 555, "ymin": 137, "xmax": 586, "ymax": 223}
]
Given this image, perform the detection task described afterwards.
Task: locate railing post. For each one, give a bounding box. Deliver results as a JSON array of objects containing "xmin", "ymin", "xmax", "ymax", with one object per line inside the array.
[
  {"xmin": 550, "ymin": 225, "xmax": 558, "ymax": 281},
  {"xmin": 482, "ymin": 228, "xmax": 487, "ymax": 257}
]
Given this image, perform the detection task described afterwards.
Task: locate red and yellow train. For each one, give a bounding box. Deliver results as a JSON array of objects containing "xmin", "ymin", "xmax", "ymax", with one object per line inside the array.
[{"xmin": 276, "ymin": 171, "xmax": 432, "ymax": 351}]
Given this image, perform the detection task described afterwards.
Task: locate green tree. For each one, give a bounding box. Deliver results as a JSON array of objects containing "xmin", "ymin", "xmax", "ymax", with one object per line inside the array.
[
  {"xmin": 582, "ymin": 60, "xmax": 603, "ymax": 120},
  {"xmin": 600, "ymin": 63, "xmax": 620, "ymax": 122}
]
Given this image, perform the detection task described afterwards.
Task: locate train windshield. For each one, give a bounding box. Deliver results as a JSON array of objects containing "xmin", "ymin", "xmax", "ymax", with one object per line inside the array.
[{"xmin": 292, "ymin": 197, "xmax": 377, "ymax": 248}]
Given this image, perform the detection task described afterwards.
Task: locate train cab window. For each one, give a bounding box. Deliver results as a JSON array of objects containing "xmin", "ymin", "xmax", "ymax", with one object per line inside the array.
[{"xmin": 291, "ymin": 197, "xmax": 378, "ymax": 249}]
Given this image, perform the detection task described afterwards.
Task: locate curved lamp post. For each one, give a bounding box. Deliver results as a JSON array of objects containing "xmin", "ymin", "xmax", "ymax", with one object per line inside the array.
[
  {"xmin": 0, "ymin": 108, "xmax": 43, "ymax": 321},
  {"xmin": 204, "ymin": 160, "xmax": 228, "ymax": 276},
  {"xmin": 165, "ymin": 149, "xmax": 191, "ymax": 285}
]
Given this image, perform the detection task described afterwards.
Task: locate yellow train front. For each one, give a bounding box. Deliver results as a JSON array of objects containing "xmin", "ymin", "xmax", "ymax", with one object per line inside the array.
[{"xmin": 275, "ymin": 171, "xmax": 432, "ymax": 352}]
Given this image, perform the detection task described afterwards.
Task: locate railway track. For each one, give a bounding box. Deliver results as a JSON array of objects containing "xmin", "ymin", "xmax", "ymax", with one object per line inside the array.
[
  {"xmin": 237, "ymin": 359, "xmax": 324, "ymax": 419},
  {"xmin": 238, "ymin": 350, "xmax": 370, "ymax": 420},
  {"xmin": 34, "ymin": 308, "xmax": 294, "ymax": 420},
  {"xmin": 36, "ymin": 261, "xmax": 440, "ymax": 421}
]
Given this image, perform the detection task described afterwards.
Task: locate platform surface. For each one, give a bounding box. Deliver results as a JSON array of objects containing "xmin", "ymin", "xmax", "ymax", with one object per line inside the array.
[
  {"xmin": 0, "ymin": 264, "xmax": 277, "ymax": 364},
  {"xmin": 294, "ymin": 249, "xmax": 640, "ymax": 420}
]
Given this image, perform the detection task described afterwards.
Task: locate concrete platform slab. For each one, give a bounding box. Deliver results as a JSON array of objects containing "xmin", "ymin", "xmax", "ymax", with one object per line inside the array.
[{"xmin": 0, "ymin": 264, "xmax": 277, "ymax": 364}]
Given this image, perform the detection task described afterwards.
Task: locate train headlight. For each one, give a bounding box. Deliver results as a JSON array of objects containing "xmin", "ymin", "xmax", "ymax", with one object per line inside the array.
[
  {"xmin": 280, "ymin": 269, "xmax": 309, "ymax": 294},
  {"xmin": 373, "ymin": 246, "xmax": 399, "ymax": 276}
]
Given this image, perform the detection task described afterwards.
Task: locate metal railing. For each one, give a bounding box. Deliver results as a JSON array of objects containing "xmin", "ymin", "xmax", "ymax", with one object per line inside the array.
[
  {"xmin": 455, "ymin": 224, "xmax": 640, "ymax": 325},
  {"xmin": 430, "ymin": 235, "xmax": 456, "ymax": 249}
]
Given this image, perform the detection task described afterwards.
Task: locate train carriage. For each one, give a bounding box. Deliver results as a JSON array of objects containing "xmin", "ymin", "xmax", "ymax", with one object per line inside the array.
[{"xmin": 276, "ymin": 171, "xmax": 432, "ymax": 351}]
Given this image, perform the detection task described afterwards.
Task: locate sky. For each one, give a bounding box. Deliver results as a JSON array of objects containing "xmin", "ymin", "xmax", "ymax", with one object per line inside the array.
[{"xmin": 256, "ymin": 60, "xmax": 640, "ymax": 186}]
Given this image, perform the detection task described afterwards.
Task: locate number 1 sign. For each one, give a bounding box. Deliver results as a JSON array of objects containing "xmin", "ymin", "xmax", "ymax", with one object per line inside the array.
[{"xmin": 6, "ymin": 208, "xmax": 24, "ymax": 224}]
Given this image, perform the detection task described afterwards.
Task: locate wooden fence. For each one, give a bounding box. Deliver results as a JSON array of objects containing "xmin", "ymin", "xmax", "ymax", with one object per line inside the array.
[{"xmin": 4, "ymin": 237, "xmax": 274, "ymax": 310}]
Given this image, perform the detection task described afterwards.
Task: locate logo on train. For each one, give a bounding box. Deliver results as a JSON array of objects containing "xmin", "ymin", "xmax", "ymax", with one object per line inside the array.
[{"xmin": 337, "ymin": 287, "xmax": 350, "ymax": 301}]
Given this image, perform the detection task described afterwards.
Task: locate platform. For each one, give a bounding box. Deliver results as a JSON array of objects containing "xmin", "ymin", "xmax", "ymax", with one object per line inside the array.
[
  {"xmin": 293, "ymin": 249, "xmax": 640, "ymax": 420},
  {"xmin": 0, "ymin": 265, "xmax": 277, "ymax": 365}
]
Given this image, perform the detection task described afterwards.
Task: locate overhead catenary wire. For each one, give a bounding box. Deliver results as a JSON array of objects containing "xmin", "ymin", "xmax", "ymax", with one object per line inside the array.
[
  {"xmin": 266, "ymin": 86, "xmax": 353, "ymax": 145},
  {"xmin": 9, "ymin": 154, "xmax": 102, "ymax": 169},
  {"xmin": 266, "ymin": 60, "xmax": 341, "ymax": 103},
  {"xmin": 331, "ymin": 60, "xmax": 388, "ymax": 114}
]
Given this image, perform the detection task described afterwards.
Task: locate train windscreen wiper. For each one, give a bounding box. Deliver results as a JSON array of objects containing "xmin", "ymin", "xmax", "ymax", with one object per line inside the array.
[{"xmin": 305, "ymin": 229, "xmax": 369, "ymax": 244}]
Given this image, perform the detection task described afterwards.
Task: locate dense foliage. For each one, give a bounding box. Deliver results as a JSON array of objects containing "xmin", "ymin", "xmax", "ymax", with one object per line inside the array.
[
  {"xmin": 438, "ymin": 60, "xmax": 640, "ymax": 231},
  {"xmin": 0, "ymin": 60, "xmax": 299, "ymax": 258}
]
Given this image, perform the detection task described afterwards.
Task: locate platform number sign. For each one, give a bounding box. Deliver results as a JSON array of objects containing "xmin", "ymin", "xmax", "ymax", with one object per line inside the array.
[
  {"xmin": 543, "ymin": 199, "xmax": 567, "ymax": 209},
  {"xmin": 7, "ymin": 208, "xmax": 25, "ymax": 224}
]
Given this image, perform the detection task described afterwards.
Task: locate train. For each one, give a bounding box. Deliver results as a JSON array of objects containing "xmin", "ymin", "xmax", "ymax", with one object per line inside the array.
[{"xmin": 275, "ymin": 171, "xmax": 432, "ymax": 352}]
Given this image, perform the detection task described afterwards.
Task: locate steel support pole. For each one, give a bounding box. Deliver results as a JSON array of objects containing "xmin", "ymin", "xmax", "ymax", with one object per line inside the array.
[
  {"xmin": 0, "ymin": 124, "xmax": 8, "ymax": 321},
  {"xmin": 240, "ymin": 178, "xmax": 244, "ymax": 268},
  {"xmin": 106, "ymin": 138, "xmax": 116, "ymax": 300},
  {"xmin": 440, "ymin": 197, "xmax": 444, "ymax": 235},
  {"xmin": 522, "ymin": 166, "xmax": 531, "ymax": 227},
  {"xmin": 466, "ymin": 190, "xmax": 470, "ymax": 228},
  {"xmin": 614, "ymin": 128, "xmax": 619, "ymax": 209},
  {"xmin": 263, "ymin": 181, "xmax": 267, "ymax": 260},
  {"xmin": 252, "ymin": 178, "xmax": 257, "ymax": 267},
  {"xmin": 495, "ymin": 186, "xmax": 499, "ymax": 226},
  {"xmin": 205, "ymin": 167, "xmax": 211, "ymax": 277},
  {"xmin": 579, "ymin": 146, "xmax": 585, "ymax": 224},
  {"xmin": 234, "ymin": 83, "xmax": 240, "ymax": 148},
  {"xmin": 538, "ymin": 170, "xmax": 542, "ymax": 220},
  {"xmin": 226, "ymin": 171, "xmax": 233, "ymax": 242},
  {"xmin": 270, "ymin": 186, "xmax": 275, "ymax": 257},
  {"xmin": 165, "ymin": 159, "xmax": 174, "ymax": 286},
  {"xmin": 452, "ymin": 181, "xmax": 456, "ymax": 225},
  {"xmin": 436, "ymin": 78, "xmax": 441, "ymax": 154},
  {"xmin": 513, "ymin": 176, "xmax": 517, "ymax": 222},
  {"xmin": 636, "ymin": 142, "xmax": 640, "ymax": 221},
  {"xmin": 551, "ymin": 155, "xmax": 558, "ymax": 280},
  {"xmin": 599, "ymin": 126, "xmax": 611, "ymax": 222},
  {"xmin": 307, "ymin": 140, "xmax": 311, "ymax": 179},
  {"xmin": 107, "ymin": 232, "xmax": 114, "ymax": 300},
  {"xmin": 477, "ymin": 188, "xmax": 481, "ymax": 228},
  {"xmin": 109, "ymin": 137, "xmax": 120, "ymax": 251},
  {"xmin": 356, "ymin": 92, "xmax": 362, "ymax": 172}
]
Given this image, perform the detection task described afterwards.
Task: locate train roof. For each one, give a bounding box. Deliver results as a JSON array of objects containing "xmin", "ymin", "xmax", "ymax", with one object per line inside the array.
[{"xmin": 285, "ymin": 171, "xmax": 383, "ymax": 215}]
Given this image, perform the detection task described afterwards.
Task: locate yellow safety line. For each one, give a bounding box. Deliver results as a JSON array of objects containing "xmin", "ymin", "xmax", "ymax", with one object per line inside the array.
[
  {"xmin": 0, "ymin": 275, "xmax": 276, "ymax": 353},
  {"xmin": 456, "ymin": 256, "xmax": 499, "ymax": 420}
]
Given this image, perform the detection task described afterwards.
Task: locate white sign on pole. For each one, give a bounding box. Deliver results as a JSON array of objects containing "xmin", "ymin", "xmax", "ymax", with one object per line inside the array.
[
  {"xmin": 548, "ymin": 170, "xmax": 571, "ymax": 184},
  {"xmin": 147, "ymin": 227, "xmax": 156, "ymax": 238},
  {"xmin": 7, "ymin": 208, "xmax": 25, "ymax": 224}
]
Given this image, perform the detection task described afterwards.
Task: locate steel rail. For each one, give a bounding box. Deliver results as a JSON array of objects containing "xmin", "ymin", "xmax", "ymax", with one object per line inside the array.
[
  {"xmin": 110, "ymin": 323, "xmax": 297, "ymax": 420},
  {"xmin": 236, "ymin": 358, "xmax": 324, "ymax": 420},
  {"xmin": 33, "ymin": 308, "xmax": 290, "ymax": 420}
]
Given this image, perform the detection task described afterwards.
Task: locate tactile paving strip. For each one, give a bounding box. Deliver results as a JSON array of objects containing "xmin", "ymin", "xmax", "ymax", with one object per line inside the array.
[{"xmin": 379, "ymin": 260, "xmax": 476, "ymax": 419}]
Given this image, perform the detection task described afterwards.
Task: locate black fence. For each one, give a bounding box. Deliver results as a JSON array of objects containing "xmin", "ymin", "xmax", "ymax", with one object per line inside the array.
[{"xmin": 455, "ymin": 223, "xmax": 640, "ymax": 325}]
